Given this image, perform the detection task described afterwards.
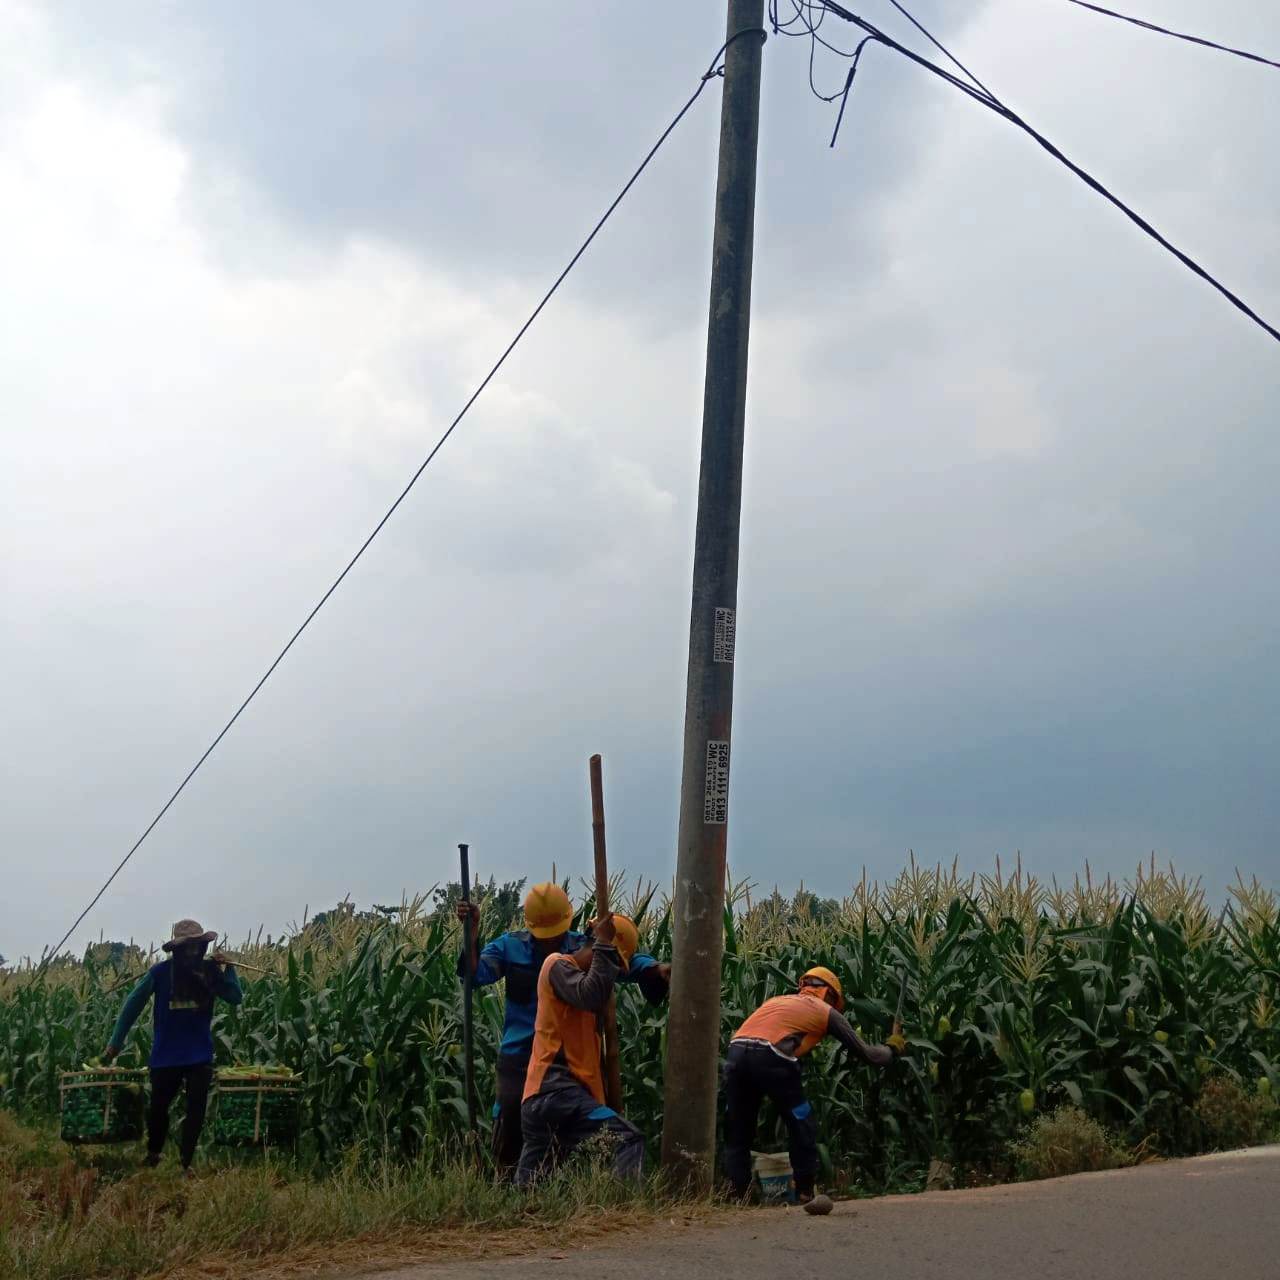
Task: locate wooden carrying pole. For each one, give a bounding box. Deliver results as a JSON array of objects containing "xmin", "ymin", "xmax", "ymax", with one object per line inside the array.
[
  {"xmin": 220, "ymin": 957, "xmax": 276, "ymax": 975},
  {"xmin": 589, "ymin": 754, "xmax": 624, "ymax": 1111}
]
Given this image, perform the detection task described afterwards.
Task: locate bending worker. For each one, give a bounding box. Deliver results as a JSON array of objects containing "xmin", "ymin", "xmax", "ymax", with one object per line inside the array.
[
  {"xmin": 515, "ymin": 911, "xmax": 644, "ymax": 1185},
  {"xmin": 103, "ymin": 919, "xmax": 243, "ymax": 1174},
  {"xmin": 457, "ymin": 882, "xmax": 668, "ymax": 1175},
  {"xmin": 723, "ymin": 966, "xmax": 906, "ymax": 1203}
]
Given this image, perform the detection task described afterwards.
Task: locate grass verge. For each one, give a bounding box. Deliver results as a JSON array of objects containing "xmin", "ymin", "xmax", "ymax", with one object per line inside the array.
[{"xmin": 0, "ymin": 1112, "xmax": 714, "ymax": 1280}]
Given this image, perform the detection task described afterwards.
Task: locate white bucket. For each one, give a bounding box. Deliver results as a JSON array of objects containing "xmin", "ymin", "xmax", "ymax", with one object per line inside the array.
[{"xmin": 752, "ymin": 1150, "xmax": 794, "ymax": 1202}]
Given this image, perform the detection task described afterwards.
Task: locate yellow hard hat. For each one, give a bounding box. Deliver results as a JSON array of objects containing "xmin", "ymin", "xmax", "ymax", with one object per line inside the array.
[
  {"xmin": 524, "ymin": 882, "xmax": 574, "ymax": 939},
  {"xmin": 801, "ymin": 966, "xmax": 844, "ymax": 1012},
  {"xmin": 608, "ymin": 914, "xmax": 639, "ymax": 968}
]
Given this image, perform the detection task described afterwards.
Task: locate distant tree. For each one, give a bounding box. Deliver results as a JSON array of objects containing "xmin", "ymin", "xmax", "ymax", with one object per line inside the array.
[
  {"xmin": 83, "ymin": 941, "xmax": 145, "ymax": 971},
  {"xmin": 790, "ymin": 888, "xmax": 841, "ymax": 926},
  {"xmin": 432, "ymin": 876, "xmax": 526, "ymax": 928},
  {"xmin": 306, "ymin": 901, "xmax": 389, "ymax": 933},
  {"xmin": 742, "ymin": 886, "xmax": 842, "ymax": 936}
]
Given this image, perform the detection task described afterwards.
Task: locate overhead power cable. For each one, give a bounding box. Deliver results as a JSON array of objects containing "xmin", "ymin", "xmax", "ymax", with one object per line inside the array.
[
  {"xmin": 882, "ymin": 0, "xmax": 1000, "ymax": 102},
  {"xmin": 1067, "ymin": 1, "xmax": 1280, "ymax": 72},
  {"xmin": 35, "ymin": 27, "xmax": 766, "ymax": 972},
  {"xmin": 771, "ymin": 0, "xmax": 1280, "ymax": 346}
]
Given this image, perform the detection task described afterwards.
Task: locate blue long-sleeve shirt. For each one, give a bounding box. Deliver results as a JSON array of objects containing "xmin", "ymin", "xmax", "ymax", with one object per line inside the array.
[
  {"xmin": 109, "ymin": 959, "xmax": 243, "ymax": 1068},
  {"xmin": 460, "ymin": 929, "xmax": 666, "ymax": 1057}
]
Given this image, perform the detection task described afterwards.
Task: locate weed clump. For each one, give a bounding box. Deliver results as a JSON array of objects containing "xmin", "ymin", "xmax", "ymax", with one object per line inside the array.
[
  {"xmin": 1194, "ymin": 1077, "xmax": 1278, "ymax": 1152},
  {"xmin": 1012, "ymin": 1106, "xmax": 1131, "ymax": 1181}
]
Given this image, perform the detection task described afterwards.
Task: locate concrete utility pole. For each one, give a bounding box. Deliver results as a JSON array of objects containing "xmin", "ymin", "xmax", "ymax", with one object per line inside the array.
[{"xmin": 661, "ymin": 0, "xmax": 764, "ymax": 1187}]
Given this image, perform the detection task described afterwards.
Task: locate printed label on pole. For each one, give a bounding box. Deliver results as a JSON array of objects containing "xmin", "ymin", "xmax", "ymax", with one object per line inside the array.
[
  {"xmin": 703, "ymin": 739, "xmax": 730, "ymax": 824},
  {"xmin": 713, "ymin": 608, "xmax": 736, "ymax": 663}
]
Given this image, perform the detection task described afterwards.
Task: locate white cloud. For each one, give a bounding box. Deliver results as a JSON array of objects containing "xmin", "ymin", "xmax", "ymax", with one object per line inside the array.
[{"xmin": 3, "ymin": 0, "xmax": 1279, "ymax": 961}]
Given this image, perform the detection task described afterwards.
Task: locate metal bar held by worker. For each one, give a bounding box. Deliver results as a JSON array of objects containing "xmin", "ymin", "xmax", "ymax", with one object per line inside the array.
[
  {"xmin": 459, "ymin": 842, "xmax": 477, "ymax": 1136},
  {"xmin": 589, "ymin": 754, "xmax": 624, "ymax": 1112}
]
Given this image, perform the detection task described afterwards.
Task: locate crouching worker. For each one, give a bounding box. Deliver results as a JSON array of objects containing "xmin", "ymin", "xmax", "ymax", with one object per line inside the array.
[
  {"xmin": 458, "ymin": 883, "xmax": 668, "ymax": 1177},
  {"xmin": 723, "ymin": 966, "xmax": 905, "ymax": 1203},
  {"xmin": 514, "ymin": 912, "xmax": 644, "ymax": 1187},
  {"xmin": 103, "ymin": 919, "xmax": 243, "ymax": 1174}
]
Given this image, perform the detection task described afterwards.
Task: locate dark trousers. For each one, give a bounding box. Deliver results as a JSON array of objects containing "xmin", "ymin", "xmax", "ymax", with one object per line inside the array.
[
  {"xmin": 514, "ymin": 1082, "xmax": 644, "ymax": 1187},
  {"xmin": 148, "ymin": 1063, "xmax": 213, "ymax": 1168},
  {"xmin": 722, "ymin": 1041, "xmax": 818, "ymax": 1196},
  {"xmin": 492, "ymin": 1052, "xmax": 530, "ymax": 1177}
]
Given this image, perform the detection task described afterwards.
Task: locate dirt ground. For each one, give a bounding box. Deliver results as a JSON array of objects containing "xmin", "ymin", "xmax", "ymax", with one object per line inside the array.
[{"xmin": 349, "ymin": 1146, "xmax": 1280, "ymax": 1280}]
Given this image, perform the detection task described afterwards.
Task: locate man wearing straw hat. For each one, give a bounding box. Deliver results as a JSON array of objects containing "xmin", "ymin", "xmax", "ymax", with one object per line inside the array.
[{"xmin": 103, "ymin": 919, "xmax": 243, "ymax": 1174}]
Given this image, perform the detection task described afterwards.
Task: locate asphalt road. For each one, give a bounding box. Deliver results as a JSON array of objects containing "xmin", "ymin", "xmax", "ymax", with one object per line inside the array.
[{"xmin": 368, "ymin": 1146, "xmax": 1280, "ymax": 1280}]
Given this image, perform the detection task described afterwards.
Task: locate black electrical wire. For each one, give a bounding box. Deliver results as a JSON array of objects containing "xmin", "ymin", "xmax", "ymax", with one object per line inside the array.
[
  {"xmin": 783, "ymin": 0, "xmax": 1280, "ymax": 346},
  {"xmin": 828, "ymin": 37, "xmax": 875, "ymax": 147},
  {"xmin": 883, "ymin": 0, "xmax": 1000, "ymax": 102},
  {"xmin": 1067, "ymin": 1, "xmax": 1280, "ymax": 72},
  {"xmin": 35, "ymin": 27, "xmax": 767, "ymax": 972}
]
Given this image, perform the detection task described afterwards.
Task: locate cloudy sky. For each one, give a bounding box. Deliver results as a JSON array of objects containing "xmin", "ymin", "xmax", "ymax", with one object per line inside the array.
[{"xmin": 3, "ymin": 1, "xmax": 1278, "ymax": 962}]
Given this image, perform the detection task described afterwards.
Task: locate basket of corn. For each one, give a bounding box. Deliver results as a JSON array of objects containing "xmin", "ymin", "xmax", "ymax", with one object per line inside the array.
[
  {"xmin": 212, "ymin": 1065, "xmax": 301, "ymax": 1146},
  {"xmin": 59, "ymin": 1066, "xmax": 147, "ymax": 1144}
]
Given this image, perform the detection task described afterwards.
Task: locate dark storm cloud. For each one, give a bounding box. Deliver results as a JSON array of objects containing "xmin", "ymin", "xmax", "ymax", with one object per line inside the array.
[{"xmin": 44, "ymin": 0, "xmax": 946, "ymax": 317}]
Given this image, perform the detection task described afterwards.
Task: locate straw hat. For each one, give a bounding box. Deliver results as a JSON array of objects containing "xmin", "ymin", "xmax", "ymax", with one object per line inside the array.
[{"xmin": 161, "ymin": 919, "xmax": 217, "ymax": 952}]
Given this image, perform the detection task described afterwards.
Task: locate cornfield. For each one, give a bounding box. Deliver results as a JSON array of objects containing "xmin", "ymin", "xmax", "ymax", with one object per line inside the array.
[{"xmin": 1, "ymin": 857, "xmax": 1276, "ymax": 1183}]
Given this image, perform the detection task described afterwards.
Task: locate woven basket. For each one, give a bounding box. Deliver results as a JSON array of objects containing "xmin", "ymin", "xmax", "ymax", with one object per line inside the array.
[
  {"xmin": 212, "ymin": 1072, "xmax": 301, "ymax": 1147},
  {"xmin": 59, "ymin": 1068, "xmax": 147, "ymax": 1144}
]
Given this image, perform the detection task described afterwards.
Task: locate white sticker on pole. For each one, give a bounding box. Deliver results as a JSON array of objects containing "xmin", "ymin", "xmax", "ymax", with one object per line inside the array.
[
  {"xmin": 703, "ymin": 739, "xmax": 730, "ymax": 824},
  {"xmin": 713, "ymin": 607, "xmax": 736, "ymax": 663}
]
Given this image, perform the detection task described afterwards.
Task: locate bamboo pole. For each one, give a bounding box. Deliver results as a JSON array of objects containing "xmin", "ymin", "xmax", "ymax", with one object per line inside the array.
[{"xmin": 589, "ymin": 754, "xmax": 624, "ymax": 1112}]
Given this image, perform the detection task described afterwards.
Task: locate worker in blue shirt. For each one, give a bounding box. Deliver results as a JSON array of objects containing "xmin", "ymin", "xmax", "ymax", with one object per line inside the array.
[
  {"xmin": 458, "ymin": 882, "xmax": 669, "ymax": 1175},
  {"xmin": 103, "ymin": 918, "xmax": 243, "ymax": 1173}
]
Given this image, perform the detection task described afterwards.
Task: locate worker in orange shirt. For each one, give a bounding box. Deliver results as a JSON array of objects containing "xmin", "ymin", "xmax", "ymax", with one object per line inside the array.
[
  {"xmin": 514, "ymin": 911, "xmax": 644, "ymax": 1186},
  {"xmin": 457, "ymin": 883, "xmax": 668, "ymax": 1177},
  {"xmin": 723, "ymin": 966, "xmax": 906, "ymax": 1203}
]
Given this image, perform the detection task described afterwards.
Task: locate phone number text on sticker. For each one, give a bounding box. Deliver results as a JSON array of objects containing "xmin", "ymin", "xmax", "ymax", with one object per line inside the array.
[
  {"xmin": 703, "ymin": 739, "xmax": 730, "ymax": 824},
  {"xmin": 713, "ymin": 608, "xmax": 736, "ymax": 663}
]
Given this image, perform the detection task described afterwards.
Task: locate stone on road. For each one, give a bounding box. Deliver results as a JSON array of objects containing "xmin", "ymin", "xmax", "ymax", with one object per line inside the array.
[{"xmin": 367, "ymin": 1146, "xmax": 1280, "ymax": 1280}]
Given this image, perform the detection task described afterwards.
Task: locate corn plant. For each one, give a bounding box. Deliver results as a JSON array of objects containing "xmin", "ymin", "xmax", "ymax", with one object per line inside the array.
[{"xmin": 2, "ymin": 860, "xmax": 1276, "ymax": 1182}]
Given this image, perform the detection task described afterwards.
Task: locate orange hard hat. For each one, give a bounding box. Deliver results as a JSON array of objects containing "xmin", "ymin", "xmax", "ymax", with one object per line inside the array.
[
  {"xmin": 524, "ymin": 883, "xmax": 574, "ymax": 939},
  {"xmin": 608, "ymin": 914, "xmax": 639, "ymax": 968},
  {"xmin": 800, "ymin": 966, "xmax": 844, "ymax": 1012}
]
